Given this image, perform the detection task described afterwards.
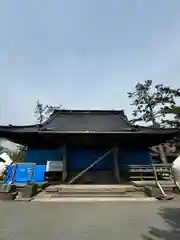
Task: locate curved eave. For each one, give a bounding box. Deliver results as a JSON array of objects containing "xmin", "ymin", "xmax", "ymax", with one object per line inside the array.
[
  {"xmin": 36, "ymin": 128, "xmax": 179, "ymax": 135},
  {"xmin": 0, "ymin": 121, "xmax": 178, "ymax": 135},
  {"xmin": 0, "ymin": 125, "xmax": 38, "ymax": 133},
  {"xmin": 0, "ymin": 128, "xmax": 178, "ymax": 147},
  {"xmin": 0, "ymin": 128, "xmax": 178, "ymax": 135},
  {"xmin": 137, "ymin": 127, "xmax": 179, "ymax": 135}
]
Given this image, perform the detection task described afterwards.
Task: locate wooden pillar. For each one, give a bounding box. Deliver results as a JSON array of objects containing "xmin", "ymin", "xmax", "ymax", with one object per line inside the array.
[
  {"xmin": 113, "ymin": 148, "xmax": 121, "ymax": 183},
  {"xmin": 62, "ymin": 144, "xmax": 67, "ymax": 181}
]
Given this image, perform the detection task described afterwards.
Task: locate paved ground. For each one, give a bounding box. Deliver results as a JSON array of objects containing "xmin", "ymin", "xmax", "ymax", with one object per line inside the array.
[{"xmin": 0, "ymin": 200, "xmax": 180, "ymax": 240}]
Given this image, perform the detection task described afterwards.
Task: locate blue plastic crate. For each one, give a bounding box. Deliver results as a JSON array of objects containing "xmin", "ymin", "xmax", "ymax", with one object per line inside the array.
[{"xmin": 4, "ymin": 164, "xmax": 46, "ymax": 185}]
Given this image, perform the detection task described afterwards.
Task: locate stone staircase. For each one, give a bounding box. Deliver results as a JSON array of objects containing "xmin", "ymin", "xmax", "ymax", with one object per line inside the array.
[
  {"xmin": 36, "ymin": 184, "xmax": 147, "ymax": 200},
  {"xmin": 31, "ymin": 180, "xmax": 180, "ymax": 202}
]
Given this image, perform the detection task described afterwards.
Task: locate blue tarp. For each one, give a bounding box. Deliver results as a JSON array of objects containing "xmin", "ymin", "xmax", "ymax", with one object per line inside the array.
[
  {"xmin": 32, "ymin": 165, "xmax": 46, "ymax": 184},
  {"xmin": 25, "ymin": 149, "xmax": 63, "ymax": 165},
  {"xmin": 4, "ymin": 164, "xmax": 46, "ymax": 184},
  {"xmin": 4, "ymin": 165, "xmax": 15, "ymax": 184},
  {"xmin": 24, "ymin": 148, "xmax": 151, "ymax": 171},
  {"xmin": 119, "ymin": 149, "xmax": 151, "ymax": 166},
  {"xmin": 67, "ymin": 149, "xmax": 114, "ymax": 170}
]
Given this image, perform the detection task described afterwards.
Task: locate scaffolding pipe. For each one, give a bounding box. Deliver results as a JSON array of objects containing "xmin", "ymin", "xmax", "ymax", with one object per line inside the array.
[
  {"xmin": 152, "ymin": 165, "xmax": 173, "ymax": 200},
  {"xmin": 175, "ymin": 181, "xmax": 180, "ymax": 191},
  {"xmin": 68, "ymin": 148, "xmax": 113, "ymax": 184}
]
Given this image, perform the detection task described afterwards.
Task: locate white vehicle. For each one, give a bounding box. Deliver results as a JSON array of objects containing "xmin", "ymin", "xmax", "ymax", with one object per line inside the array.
[
  {"xmin": 172, "ymin": 155, "xmax": 180, "ymax": 182},
  {"xmin": 0, "ymin": 152, "xmax": 13, "ymax": 177}
]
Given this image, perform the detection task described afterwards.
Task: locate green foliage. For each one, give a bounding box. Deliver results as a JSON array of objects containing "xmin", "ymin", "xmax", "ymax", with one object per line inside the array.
[
  {"xmin": 162, "ymin": 106, "xmax": 180, "ymax": 128},
  {"xmin": 34, "ymin": 100, "xmax": 63, "ymax": 123},
  {"xmin": 164, "ymin": 106, "xmax": 180, "ymax": 114},
  {"xmin": 127, "ymin": 80, "xmax": 180, "ymax": 127},
  {"xmin": 34, "ymin": 100, "xmax": 45, "ymax": 124},
  {"xmin": 10, "ymin": 149, "xmax": 26, "ymax": 162}
]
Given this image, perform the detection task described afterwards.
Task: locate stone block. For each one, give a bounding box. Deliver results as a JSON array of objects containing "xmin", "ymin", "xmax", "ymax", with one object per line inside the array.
[
  {"xmin": 144, "ymin": 186, "xmax": 161, "ymax": 198},
  {"xmin": 0, "ymin": 184, "xmax": 16, "ymax": 193},
  {"xmin": 21, "ymin": 184, "xmax": 38, "ymax": 198},
  {"xmin": 0, "ymin": 192, "xmax": 18, "ymax": 200}
]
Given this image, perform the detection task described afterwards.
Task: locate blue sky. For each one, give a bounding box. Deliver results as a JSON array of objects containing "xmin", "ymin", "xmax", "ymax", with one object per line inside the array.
[{"xmin": 0, "ymin": 0, "xmax": 180, "ymax": 125}]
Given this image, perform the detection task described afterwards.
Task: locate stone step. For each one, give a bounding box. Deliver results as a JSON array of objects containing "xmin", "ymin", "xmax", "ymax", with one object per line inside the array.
[
  {"xmin": 51, "ymin": 193, "xmax": 146, "ymax": 198},
  {"xmin": 33, "ymin": 190, "xmax": 155, "ymax": 202},
  {"xmin": 57, "ymin": 190, "xmax": 137, "ymax": 194},
  {"xmin": 57, "ymin": 189, "xmax": 136, "ymax": 194},
  {"xmin": 45, "ymin": 184, "xmax": 136, "ymax": 193},
  {"xmin": 41, "ymin": 191, "xmax": 145, "ymax": 198},
  {"xmin": 32, "ymin": 196, "xmax": 157, "ymax": 202},
  {"xmin": 132, "ymin": 180, "xmax": 175, "ymax": 188}
]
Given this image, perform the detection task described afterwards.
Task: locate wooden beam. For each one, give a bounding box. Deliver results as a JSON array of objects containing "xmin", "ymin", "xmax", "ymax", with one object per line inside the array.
[{"xmin": 113, "ymin": 148, "xmax": 121, "ymax": 183}]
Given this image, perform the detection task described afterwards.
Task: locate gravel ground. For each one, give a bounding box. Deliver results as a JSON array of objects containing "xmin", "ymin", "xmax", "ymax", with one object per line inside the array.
[{"xmin": 0, "ymin": 200, "xmax": 179, "ymax": 240}]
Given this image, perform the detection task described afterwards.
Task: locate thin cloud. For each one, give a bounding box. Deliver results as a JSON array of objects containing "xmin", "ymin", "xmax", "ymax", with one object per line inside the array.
[{"xmin": 0, "ymin": 0, "xmax": 180, "ymax": 125}]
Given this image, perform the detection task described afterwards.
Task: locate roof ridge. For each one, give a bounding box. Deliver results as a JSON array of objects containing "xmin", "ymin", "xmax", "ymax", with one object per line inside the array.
[{"xmin": 52, "ymin": 109, "xmax": 125, "ymax": 115}]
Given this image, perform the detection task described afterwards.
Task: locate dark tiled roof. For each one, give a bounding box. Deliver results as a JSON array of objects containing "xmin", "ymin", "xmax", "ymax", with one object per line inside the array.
[
  {"xmin": 0, "ymin": 109, "xmax": 179, "ymax": 147},
  {"xmin": 0, "ymin": 109, "xmax": 178, "ymax": 136},
  {"xmin": 39, "ymin": 110, "xmax": 134, "ymax": 132}
]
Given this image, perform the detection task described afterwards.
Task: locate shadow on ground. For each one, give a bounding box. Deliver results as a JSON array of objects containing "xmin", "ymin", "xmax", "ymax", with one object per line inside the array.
[{"xmin": 142, "ymin": 206, "xmax": 180, "ymax": 240}]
